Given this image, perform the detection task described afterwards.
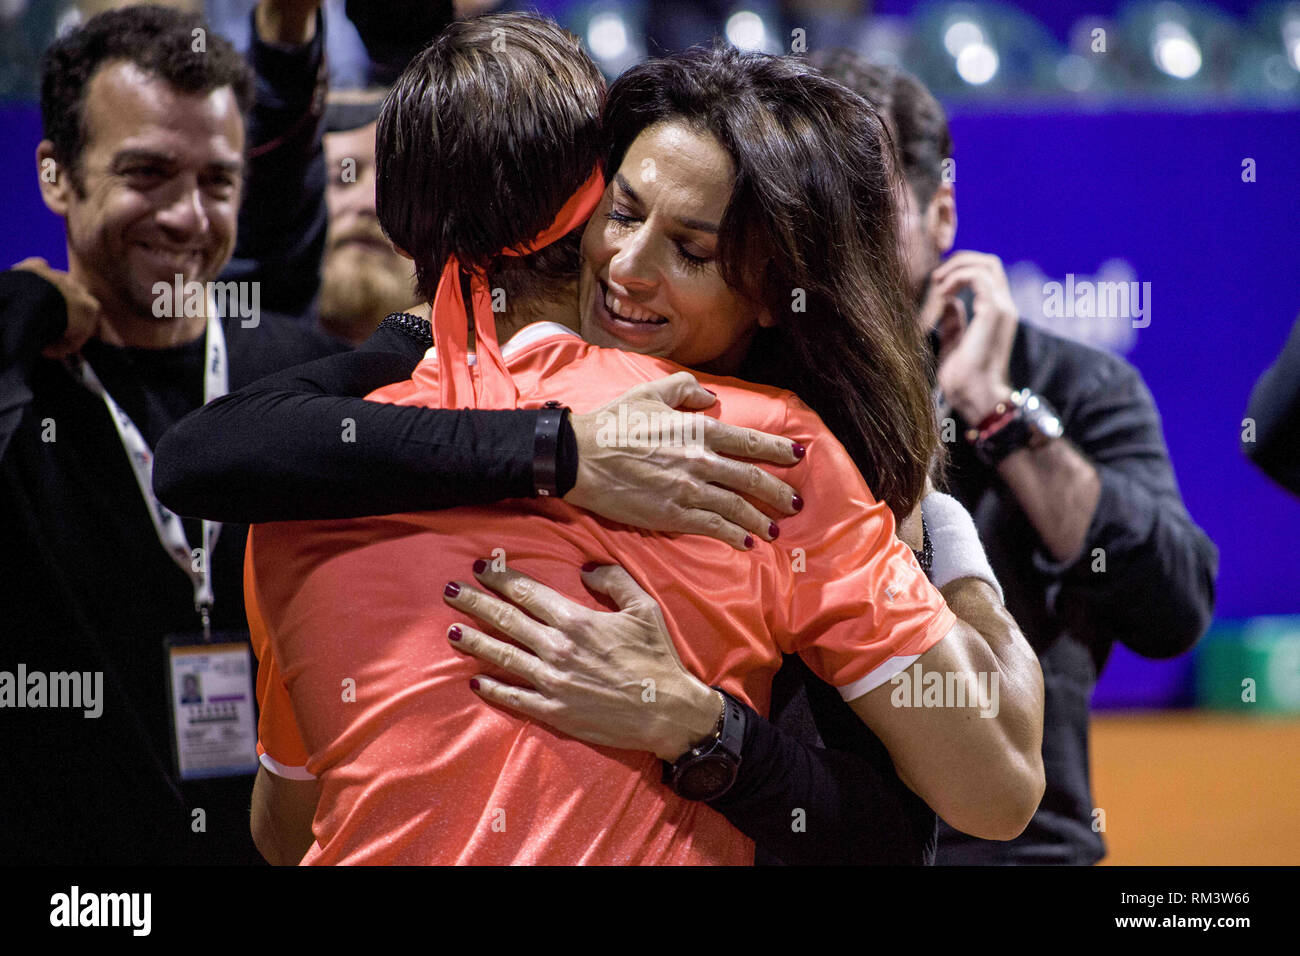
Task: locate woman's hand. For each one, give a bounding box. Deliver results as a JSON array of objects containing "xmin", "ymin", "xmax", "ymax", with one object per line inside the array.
[
  {"xmin": 442, "ymin": 560, "xmax": 723, "ymax": 761},
  {"xmin": 565, "ymin": 371, "xmax": 805, "ymax": 551}
]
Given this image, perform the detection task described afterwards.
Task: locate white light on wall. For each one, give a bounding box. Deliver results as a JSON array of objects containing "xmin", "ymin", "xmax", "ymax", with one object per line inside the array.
[
  {"xmin": 943, "ymin": 20, "xmax": 984, "ymax": 57},
  {"xmin": 956, "ymin": 42, "xmax": 999, "ymax": 85},
  {"xmin": 1264, "ymin": 54, "xmax": 1298, "ymax": 89},
  {"xmin": 1057, "ymin": 54, "xmax": 1095, "ymax": 92},
  {"xmin": 588, "ymin": 12, "xmax": 629, "ymax": 61},
  {"xmin": 55, "ymin": 5, "xmax": 80, "ymax": 37},
  {"xmin": 725, "ymin": 11, "xmax": 767, "ymax": 52},
  {"xmin": 1283, "ymin": 13, "xmax": 1300, "ymax": 72},
  {"xmin": 1151, "ymin": 22, "xmax": 1202, "ymax": 79}
]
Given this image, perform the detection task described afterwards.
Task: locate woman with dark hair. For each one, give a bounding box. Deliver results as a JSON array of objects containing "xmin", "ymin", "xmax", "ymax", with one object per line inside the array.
[
  {"xmin": 159, "ymin": 17, "xmax": 1042, "ymax": 865},
  {"xmin": 584, "ymin": 45, "xmax": 935, "ymax": 522}
]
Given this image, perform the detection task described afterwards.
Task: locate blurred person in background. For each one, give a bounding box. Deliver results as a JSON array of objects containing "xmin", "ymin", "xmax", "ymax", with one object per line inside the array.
[
  {"xmin": 316, "ymin": 89, "xmax": 418, "ymax": 343},
  {"xmin": 808, "ymin": 48, "xmax": 1218, "ymax": 865},
  {"xmin": 1242, "ymin": 312, "xmax": 1300, "ymax": 498},
  {"xmin": 306, "ymin": 0, "xmax": 454, "ymax": 343}
]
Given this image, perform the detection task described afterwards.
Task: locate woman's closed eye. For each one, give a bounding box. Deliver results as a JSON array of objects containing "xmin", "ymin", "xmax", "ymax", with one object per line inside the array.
[{"xmin": 606, "ymin": 209, "xmax": 714, "ymax": 271}]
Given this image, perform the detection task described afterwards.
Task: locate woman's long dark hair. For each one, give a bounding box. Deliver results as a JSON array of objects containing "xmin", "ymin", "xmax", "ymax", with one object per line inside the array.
[{"xmin": 604, "ymin": 46, "xmax": 937, "ymax": 520}]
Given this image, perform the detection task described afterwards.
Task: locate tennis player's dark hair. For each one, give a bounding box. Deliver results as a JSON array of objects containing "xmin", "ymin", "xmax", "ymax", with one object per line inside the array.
[
  {"xmin": 377, "ymin": 13, "xmax": 605, "ymax": 306},
  {"xmin": 40, "ymin": 5, "xmax": 253, "ymax": 194},
  {"xmin": 808, "ymin": 47, "xmax": 953, "ymax": 206},
  {"xmin": 604, "ymin": 45, "xmax": 936, "ymax": 519}
]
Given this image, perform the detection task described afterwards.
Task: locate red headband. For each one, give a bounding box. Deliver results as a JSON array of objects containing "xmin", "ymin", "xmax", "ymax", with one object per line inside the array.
[{"xmin": 432, "ymin": 165, "xmax": 606, "ymax": 411}]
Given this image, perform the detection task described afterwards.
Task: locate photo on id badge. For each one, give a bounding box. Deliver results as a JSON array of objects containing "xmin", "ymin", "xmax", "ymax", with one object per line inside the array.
[{"xmin": 164, "ymin": 631, "xmax": 260, "ymax": 782}]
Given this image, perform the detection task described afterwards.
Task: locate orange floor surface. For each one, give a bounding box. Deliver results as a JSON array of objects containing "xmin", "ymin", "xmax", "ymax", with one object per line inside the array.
[{"xmin": 1090, "ymin": 712, "xmax": 1300, "ymax": 865}]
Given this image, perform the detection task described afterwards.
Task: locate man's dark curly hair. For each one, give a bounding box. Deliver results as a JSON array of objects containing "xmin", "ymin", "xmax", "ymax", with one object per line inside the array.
[
  {"xmin": 40, "ymin": 5, "xmax": 254, "ymax": 192},
  {"xmin": 808, "ymin": 47, "xmax": 953, "ymax": 207}
]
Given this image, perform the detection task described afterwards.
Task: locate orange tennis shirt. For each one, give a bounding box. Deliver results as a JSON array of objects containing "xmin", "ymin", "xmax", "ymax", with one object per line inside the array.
[{"xmin": 245, "ymin": 322, "xmax": 957, "ymax": 865}]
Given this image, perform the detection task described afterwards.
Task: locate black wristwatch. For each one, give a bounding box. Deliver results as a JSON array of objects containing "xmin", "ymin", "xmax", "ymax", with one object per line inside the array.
[{"xmin": 663, "ymin": 688, "xmax": 746, "ymax": 802}]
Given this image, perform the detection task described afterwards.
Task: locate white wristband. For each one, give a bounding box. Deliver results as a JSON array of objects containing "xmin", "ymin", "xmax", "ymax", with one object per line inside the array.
[{"xmin": 920, "ymin": 492, "xmax": 1005, "ymax": 604}]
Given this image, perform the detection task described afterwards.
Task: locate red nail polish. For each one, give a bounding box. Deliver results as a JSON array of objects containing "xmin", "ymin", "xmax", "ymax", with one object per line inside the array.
[
  {"xmin": 792, "ymin": 442, "xmax": 806, "ymax": 459},
  {"xmin": 469, "ymin": 678, "xmax": 480, "ymax": 691},
  {"xmin": 581, "ymin": 562, "xmax": 599, "ymax": 572},
  {"xmin": 444, "ymin": 581, "xmax": 460, "ymax": 598},
  {"xmin": 769, "ymin": 522, "xmax": 779, "ymax": 540},
  {"xmin": 704, "ymin": 388, "xmax": 717, "ymax": 398},
  {"xmin": 473, "ymin": 558, "xmax": 487, "ymax": 574},
  {"xmin": 791, "ymin": 495, "xmax": 804, "ymax": 512},
  {"xmin": 448, "ymin": 625, "xmax": 461, "ymax": 642},
  {"xmin": 744, "ymin": 535, "xmax": 754, "ymax": 549}
]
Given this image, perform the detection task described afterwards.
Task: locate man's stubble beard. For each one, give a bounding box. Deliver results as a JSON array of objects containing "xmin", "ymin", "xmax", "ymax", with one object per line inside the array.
[{"xmin": 82, "ymin": 250, "xmax": 196, "ymax": 328}]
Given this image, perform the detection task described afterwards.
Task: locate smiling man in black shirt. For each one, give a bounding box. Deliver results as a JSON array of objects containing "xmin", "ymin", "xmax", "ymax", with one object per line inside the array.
[{"xmin": 0, "ymin": 2, "xmax": 344, "ymax": 864}]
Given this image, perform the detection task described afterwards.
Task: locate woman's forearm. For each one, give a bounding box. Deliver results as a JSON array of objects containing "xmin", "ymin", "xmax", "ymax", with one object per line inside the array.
[
  {"xmin": 153, "ymin": 325, "xmax": 570, "ymax": 522},
  {"xmin": 444, "ymin": 562, "xmax": 937, "ymax": 864},
  {"xmin": 154, "ymin": 371, "xmax": 551, "ymax": 522}
]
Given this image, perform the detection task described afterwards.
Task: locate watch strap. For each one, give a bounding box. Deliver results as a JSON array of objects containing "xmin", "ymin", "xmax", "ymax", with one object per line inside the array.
[
  {"xmin": 533, "ymin": 400, "xmax": 569, "ymax": 497},
  {"xmin": 663, "ymin": 688, "xmax": 746, "ymax": 801}
]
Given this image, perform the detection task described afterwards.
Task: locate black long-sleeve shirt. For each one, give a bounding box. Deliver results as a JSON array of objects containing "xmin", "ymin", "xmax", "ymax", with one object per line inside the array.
[
  {"xmin": 154, "ymin": 313, "xmax": 939, "ymax": 866},
  {"xmin": 935, "ymin": 322, "xmax": 1218, "ymax": 865},
  {"xmin": 1243, "ymin": 313, "xmax": 1300, "ymax": 497},
  {"xmin": 154, "ymin": 322, "xmax": 576, "ymax": 522},
  {"xmin": 0, "ymin": 272, "xmax": 342, "ymax": 864}
]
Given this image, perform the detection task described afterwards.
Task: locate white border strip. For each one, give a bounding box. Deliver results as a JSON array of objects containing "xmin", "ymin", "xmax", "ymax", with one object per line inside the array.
[
  {"xmin": 837, "ymin": 654, "xmax": 921, "ymax": 703},
  {"xmin": 422, "ymin": 322, "xmax": 577, "ymax": 366},
  {"xmin": 259, "ymin": 750, "xmax": 316, "ymax": 781},
  {"xmin": 501, "ymin": 321, "xmax": 581, "ymax": 357}
]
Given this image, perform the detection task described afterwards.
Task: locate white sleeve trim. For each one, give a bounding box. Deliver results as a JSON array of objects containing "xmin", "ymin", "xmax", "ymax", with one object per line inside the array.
[
  {"xmin": 259, "ymin": 750, "xmax": 316, "ymax": 781},
  {"xmin": 837, "ymin": 654, "xmax": 922, "ymax": 702}
]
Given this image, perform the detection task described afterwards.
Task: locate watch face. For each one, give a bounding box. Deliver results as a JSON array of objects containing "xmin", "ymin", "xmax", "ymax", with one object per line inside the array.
[{"xmin": 679, "ymin": 756, "xmax": 735, "ymax": 801}]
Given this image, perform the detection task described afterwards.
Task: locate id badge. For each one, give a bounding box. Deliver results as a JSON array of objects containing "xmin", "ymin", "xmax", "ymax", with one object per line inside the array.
[{"xmin": 165, "ymin": 632, "xmax": 259, "ymax": 781}]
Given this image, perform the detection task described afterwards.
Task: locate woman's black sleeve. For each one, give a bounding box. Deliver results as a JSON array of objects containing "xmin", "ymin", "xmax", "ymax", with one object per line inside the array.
[
  {"xmin": 154, "ymin": 320, "xmax": 577, "ymax": 522},
  {"xmin": 709, "ymin": 689, "xmax": 933, "ymax": 866}
]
